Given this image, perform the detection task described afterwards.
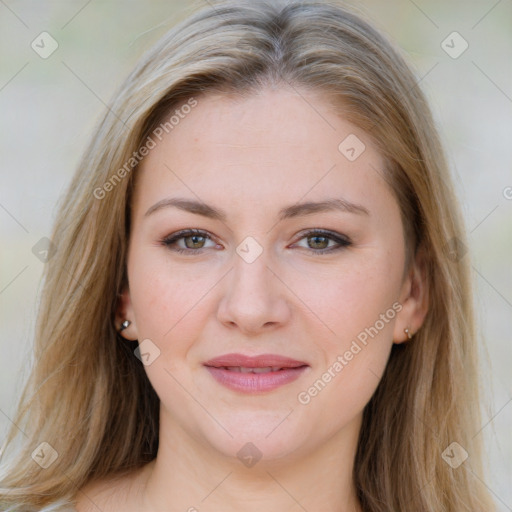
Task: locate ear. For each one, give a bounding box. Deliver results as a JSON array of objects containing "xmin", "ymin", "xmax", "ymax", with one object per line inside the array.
[
  {"xmin": 393, "ymin": 245, "xmax": 429, "ymax": 344},
  {"xmin": 115, "ymin": 286, "xmax": 139, "ymax": 341}
]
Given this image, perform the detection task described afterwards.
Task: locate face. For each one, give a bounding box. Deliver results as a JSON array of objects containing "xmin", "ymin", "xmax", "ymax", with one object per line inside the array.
[{"xmin": 120, "ymin": 86, "xmax": 422, "ymax": 463}]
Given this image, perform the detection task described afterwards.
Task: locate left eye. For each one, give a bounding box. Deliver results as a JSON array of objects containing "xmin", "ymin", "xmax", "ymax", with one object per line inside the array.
[{"xmin": 292, "ymin": 230, "xmax": 352, "ymax": 254}]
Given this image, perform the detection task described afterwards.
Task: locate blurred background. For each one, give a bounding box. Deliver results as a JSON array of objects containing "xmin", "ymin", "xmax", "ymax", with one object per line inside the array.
[{"xmin": 1, "ymin": 0, "xmax": 511, "ymax": 508}]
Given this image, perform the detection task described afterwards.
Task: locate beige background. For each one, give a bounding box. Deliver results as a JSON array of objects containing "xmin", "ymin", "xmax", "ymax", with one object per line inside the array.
[{"xmin": 1, "ymin": 0, "xmax": 511, "ymax": 509}]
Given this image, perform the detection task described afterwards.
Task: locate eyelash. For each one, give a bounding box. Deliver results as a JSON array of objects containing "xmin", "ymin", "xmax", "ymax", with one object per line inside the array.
[{"xmin": 161, "ymin": 228, "xmax": 352, "ymax": 256}]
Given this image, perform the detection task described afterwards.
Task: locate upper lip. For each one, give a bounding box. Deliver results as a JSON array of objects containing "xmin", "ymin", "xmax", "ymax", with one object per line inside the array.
[{"xmin": 204, "ymin": 353, "xmax": 308, "ymax": 369}]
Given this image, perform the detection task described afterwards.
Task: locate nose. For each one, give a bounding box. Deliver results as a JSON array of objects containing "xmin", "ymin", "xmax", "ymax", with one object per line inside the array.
[{"xmin": 216, "ymin": 247, "xmax": 291, "ymax": 335}]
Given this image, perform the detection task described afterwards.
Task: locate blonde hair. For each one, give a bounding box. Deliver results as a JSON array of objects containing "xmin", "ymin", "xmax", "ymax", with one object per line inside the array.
[{"xmin": 0, "ymin": 1, "xmax": 495, "ymax": 510}]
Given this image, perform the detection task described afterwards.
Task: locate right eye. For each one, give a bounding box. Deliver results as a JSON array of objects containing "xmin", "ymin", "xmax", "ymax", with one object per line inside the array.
[{"xmin": 161, "ymin": 229, "xmax": 220, "ymax": 254}]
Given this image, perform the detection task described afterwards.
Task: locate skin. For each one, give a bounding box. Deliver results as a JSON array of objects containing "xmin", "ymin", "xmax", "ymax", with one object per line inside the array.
[{"xmin": 77, "ymin": 86, "xmax": 428, "ymax": 512}]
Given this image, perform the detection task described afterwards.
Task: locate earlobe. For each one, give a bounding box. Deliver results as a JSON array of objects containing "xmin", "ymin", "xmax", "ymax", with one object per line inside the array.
[
  {"xmin": 393, "ymin": 326, "xmax": 415, "ymax": 345},
  {"xmin": 119, "ymin": 320, "xmax": 132, "ymax": 332},
  {"xmin": 115, "ymin": 287, "xmax": 139, "ymax": 341}
]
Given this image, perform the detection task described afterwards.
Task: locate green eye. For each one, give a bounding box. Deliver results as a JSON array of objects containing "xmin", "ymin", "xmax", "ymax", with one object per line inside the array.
[
  {"xmin": 307, "ymin": 234, "xmax": 331, "ymax": 250},
  {"xmin": 293, "ymin": 230, "xmax": 352, "ymax": 255},
  {"xmin": 162, "ymin": 229, "xmax": 216, "ymax": 254},
  {"xmin": 183, "ymin": 234, "xmax": 207, "ymax": 249}
]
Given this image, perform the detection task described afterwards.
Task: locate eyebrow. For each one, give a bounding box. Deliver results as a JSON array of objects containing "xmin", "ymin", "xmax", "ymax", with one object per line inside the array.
[{"xmin": 144, "ymin": 197, "xmax": 370, "ymax": 221}]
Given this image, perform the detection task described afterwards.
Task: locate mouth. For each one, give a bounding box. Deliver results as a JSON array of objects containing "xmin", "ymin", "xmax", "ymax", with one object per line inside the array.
[
  {"xmin": 214, "ymin": 366, "xmax": 294, "ymax": 373},
  {"xmin": 203, "ymin": 353, "xmax": 309, "ymax": 393}
]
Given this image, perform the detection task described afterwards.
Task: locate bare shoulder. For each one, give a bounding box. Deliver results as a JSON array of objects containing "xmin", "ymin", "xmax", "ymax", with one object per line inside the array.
[{"xmin": 75, "ymin": 465, "xmax": 151, "ymax": 512}]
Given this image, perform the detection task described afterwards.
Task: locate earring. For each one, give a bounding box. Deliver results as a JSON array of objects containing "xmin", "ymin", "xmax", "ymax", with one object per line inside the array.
[
  {"xmin": 119, "ymin": 320, "xmax": 131, "ymax": 332},
  {"xmin": 404, "ymin": 327, "xmax": 413, "ymax": 340}
]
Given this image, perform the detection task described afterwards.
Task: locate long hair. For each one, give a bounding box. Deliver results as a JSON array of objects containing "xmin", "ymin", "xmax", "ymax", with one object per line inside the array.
[{"xmin": 0, "ymin": 1, "xmax": 495, "ymax": 510}]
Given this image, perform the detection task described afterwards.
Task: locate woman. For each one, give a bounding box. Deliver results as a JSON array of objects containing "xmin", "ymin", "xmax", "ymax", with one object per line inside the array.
[{"xmin": 0, "ymin": 1, "xmax": 496, "ymax": 510}]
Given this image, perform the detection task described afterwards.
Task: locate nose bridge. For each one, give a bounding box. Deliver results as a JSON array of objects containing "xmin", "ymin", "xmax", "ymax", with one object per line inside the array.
[
  {"xmin": 216, "ymin": 237, "xmax": 290, "ymax": 331},
  {"xmin": 230, "ymin": 239, "xmax": 276, "ymax": 301}
]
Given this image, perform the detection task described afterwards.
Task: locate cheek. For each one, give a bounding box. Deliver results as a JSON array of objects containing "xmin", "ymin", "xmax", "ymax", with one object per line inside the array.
[
  {"xmin": 294, "ymin": 273, "xmax": 397, "ymax": 428},
  {"xmin": 297, "ymin": 341, "xmax": 392, "ymax": 439},
  {"xmin": 290, "ymin": 249, "xmax": 402, "ymax": 424},
  {"xmin": 288, "ymin": 253, "xmax": 402, "ymax": 347},
  {"xmin": 128, "ymin": 248, "xmax": 212, "ymax": 337},
  {"xmin": 127, "ymin": 255, "xmax": 213, "ymax": 384},
  {"xmin": 127, "ymin": 252, "xmax": 215, "ymax": 407}
]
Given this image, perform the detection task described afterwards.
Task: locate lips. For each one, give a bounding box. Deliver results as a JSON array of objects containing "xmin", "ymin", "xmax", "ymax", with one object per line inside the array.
[{"xmin": 204, "ymin": 353, "xmax": 309, "ymax": 393}]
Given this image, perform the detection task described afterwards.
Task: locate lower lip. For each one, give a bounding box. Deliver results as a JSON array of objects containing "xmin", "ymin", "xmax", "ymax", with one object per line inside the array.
[{"xmin": 205, "ymin": 366, "xmax": 308, "ymax": 393}]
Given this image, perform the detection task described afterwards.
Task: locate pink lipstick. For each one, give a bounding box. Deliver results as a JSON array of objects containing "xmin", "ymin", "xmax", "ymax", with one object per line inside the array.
[{"xmin": 204, "ymin": 353, "xmax": 309, "ymax": 393}]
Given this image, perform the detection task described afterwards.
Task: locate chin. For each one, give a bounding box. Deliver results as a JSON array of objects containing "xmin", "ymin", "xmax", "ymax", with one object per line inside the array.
[{"xmin": 191, "ymin": 407, "xmax": 322, "ymax": 466}]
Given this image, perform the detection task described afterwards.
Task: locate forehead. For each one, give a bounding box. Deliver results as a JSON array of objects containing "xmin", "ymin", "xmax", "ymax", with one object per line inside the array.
[{"xmin": 133, "ymin": 87, "xmax": 394, "ymax": 221}]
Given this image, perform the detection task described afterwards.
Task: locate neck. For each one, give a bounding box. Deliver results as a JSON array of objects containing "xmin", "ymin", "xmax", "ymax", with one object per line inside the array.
[{"xmin": 139, "ymin": 411, "xmax": 363, "ymax": 512}]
